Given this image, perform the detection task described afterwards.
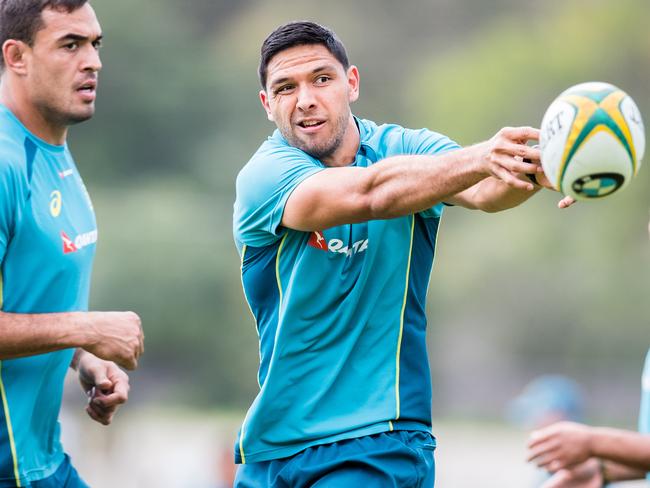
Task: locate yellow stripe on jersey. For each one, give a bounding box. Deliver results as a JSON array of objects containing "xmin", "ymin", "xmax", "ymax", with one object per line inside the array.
[
  {"xmin": 395, "ymin": 215, "xmax": 415, "ymax": 421},
  {"xmin": 275, "ymin": 234, "xmax": 288, "ymax": 305},
  {"xmin": 239, "ymin": 245, "xmax": 263, "ymax": 389},
  {"xmin": 0, "ymin": 362, "xmax": 21, "ymax": 487},
  {"xmin": 238, "ymin": 234, "xmax": 288, "ymax": 464}
]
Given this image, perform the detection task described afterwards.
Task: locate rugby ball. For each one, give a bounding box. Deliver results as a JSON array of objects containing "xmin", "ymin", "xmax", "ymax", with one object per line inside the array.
[{"xmin": 539, "ymin": 82, "xmax": 645, "ymax": 200}]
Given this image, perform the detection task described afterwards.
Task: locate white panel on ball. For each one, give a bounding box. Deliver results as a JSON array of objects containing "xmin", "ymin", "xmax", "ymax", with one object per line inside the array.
[{"xmin": 539, "ymin": 100, "xmax": 577, "ymax": 190}]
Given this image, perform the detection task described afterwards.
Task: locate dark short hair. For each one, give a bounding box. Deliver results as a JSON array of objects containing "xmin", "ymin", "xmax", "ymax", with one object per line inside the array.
[
  {"xmin": 0, "ymin": 0, "xmax": 88, "ymax": 69},
  {"xmin": 259, "ymin": 21, "xmax": 349, "ymax": 89}
]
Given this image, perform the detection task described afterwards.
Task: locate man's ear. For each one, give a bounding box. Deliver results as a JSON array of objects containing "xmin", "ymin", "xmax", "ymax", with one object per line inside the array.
[
  {"xmin": 347, "ymin": 65, "xmax": 360, "ymax": 103},
  {"xmin": 2, "ymin": 40, "xmax": 29, "ymax": 76},
  {"xmin": 259, "ymin": 90, "xmax": 274, "ymax": 122}
]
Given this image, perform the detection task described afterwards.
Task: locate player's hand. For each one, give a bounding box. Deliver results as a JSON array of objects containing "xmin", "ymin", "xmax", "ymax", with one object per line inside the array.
[
  {"xmin": 478, "ymin": 127, "xmax": 545, "ymax": 191},
  {"xmin": 76, "ymin": 351, "xmax": 130, "ymax": 426},
  {"xmin": 522, "ymin": 149, "xmax": 577, "ymax": 209},
  {"xmin": 527, "ymin": 421, "xmax": 594, "ymax": 471},
  {"xmin": 557, "ymin": 195, "xmax": 576, "ymax": 209},
  {"xmin": 530, "ymin": 167, "xmax": 577, "ymax": 209},
  {"xmin": 83, "ymin": 311, "xmax": 144, "ymax": 370},
  {"xmin": 539, "ymin": 458, "xmax": 602, "ymax": 488}
]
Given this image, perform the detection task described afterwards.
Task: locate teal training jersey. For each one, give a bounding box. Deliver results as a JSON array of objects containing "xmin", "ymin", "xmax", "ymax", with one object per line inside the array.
[
  {"xmin": 0, "ymin": 105, "xmax": 97, "ymax": 486},
  {"xmin": 640, "ymin": 348, "xmax": 650, "ymax": 481},
  {"xmin": 233, "ymin": 117, "xmax": 459, "ymax": 464}
]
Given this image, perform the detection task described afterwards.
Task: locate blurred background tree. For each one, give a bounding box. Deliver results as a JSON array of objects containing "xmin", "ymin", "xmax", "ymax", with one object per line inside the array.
[{"xmin": 70, "ymin": 0, "xmax": 649, "ymax": 424}]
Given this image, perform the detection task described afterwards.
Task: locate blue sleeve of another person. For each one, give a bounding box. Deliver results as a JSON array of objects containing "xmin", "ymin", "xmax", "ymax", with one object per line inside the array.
[
  {"xmin": 640, "ymin": 348, "xmax": 650, "ymax": 433},
  {"xmin": 641, "ymin": 348, "xmax": 650, "ymax": 480},
  {"xmin": 402, "ymin": 127, "xmax": 461, "ymax": 218},
  {"xmin": 234, "ymin": 144, "xmax": 324, "ymax": 248}
]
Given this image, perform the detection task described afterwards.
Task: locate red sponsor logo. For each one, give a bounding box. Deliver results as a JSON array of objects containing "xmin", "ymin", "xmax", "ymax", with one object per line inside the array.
[
  {"xmin": 61, "ymin": 229, "xmax": 97, "ymax": 254},
  {"xmin": 308, "ymin": 231, "xmax": 327, "ymax": 251},
  {"xmin": 61, "ymin": 231, "xmax": 78, "ymax": 254}
]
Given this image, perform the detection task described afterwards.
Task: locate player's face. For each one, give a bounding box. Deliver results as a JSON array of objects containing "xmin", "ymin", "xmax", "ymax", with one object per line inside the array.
[
  {"xmin": 260, "ymin": 44, "xmax": 359, "ymax": 164},
  {"xmin": 24, "ymin": 4, "xmax": 102, "ymax": 127}
]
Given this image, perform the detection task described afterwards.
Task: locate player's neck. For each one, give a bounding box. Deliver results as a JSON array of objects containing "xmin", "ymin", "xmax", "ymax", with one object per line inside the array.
[
  {"xmin": 0, "ymin": 80, "xmax": 68, "ymax": 146},
  {"xmin": 320, "ymin": 115, "xmax": 360, "ymax": 167}
]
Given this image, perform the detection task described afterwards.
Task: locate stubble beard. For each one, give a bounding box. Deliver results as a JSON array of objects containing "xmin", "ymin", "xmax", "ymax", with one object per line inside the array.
[
  {"xmin": 35, "ymin": 89, "xmax": 95, "ymax": 131},
  {"xmin": 282, "ymin": 110, "xmax": 349, "ymax": 161},
  {"xmin": 44, "ymin": 103, "xmax": 95, "ymax": 127}
]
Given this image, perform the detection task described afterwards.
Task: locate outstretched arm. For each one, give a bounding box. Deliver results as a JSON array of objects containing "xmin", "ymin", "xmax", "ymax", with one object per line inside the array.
[
  {"xmin": 282, "ymin": 126, "xmax": 545, "ymax": 232},
  {"xmin": 539, "ymin": 458, "xmax": 646, "ymax": 487},
  {"xmin": 528, "ymin": 421, "xmax": 650, "ymax": 472}
]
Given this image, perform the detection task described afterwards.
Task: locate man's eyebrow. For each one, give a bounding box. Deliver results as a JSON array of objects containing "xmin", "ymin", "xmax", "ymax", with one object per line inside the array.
[
  {"xmin": 270, "ymin": 76, "xmax": 291, "ymax": 88},
  {"xmin": 311, "ymin": 64, "xmax": 336, "ymax": 74},
  {"xmin": 270, "ymin": 65, "xmax": 337, "ymax": 88},
  {"xmin": 57, "ymin": 33, "xmax": 103, "ymax": 43}
]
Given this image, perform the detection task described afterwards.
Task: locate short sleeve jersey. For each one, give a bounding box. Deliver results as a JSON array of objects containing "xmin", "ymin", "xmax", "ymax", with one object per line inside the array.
[
  {"xmin": 0, "ymin": 105, "xmax": 97, "ymax": 486},
  {"xmin": 233, "ymin": 117, "xmax": 459, "ymax": 464}
]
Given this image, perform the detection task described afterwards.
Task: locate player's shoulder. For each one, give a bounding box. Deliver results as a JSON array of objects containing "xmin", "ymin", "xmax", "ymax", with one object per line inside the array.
[
  {"xmin": 0, "ymin": 109, "xmax": 34, "ymax": 175},
  {"xmin": 357, "ymin": 117, "xmax": 421, "ymax": 148},
  {"xmin": 358, "ymin": 117, "xmax": 458, "ymax": 156},
  {"xmin": 237, "ymin": 130, "xmax": 318, "ymax": 183},
  {"xmin": 0, "ymin": 133, "xmax": 30, "ymax": 179}
]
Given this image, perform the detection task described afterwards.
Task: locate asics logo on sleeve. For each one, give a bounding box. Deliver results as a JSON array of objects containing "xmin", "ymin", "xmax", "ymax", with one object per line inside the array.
[{"xmin": 308, "ymin": 231, "xmax": 368, "ymax": 257}]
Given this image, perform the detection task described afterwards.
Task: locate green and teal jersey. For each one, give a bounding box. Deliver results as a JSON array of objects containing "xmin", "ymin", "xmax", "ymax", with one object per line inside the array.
[
  {"xmin": 233, "ymin": 117, "xmax": 459, "ymax": 464},
  {"xmin": 0, "ymin": 105, "xmax": 97, "ymax": 486}
]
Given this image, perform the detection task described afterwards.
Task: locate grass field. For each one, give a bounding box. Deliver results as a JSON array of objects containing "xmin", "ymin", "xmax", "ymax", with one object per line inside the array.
[{"xmin": 59, "ymin": 400, "xmax": 647, "ymax": 488}]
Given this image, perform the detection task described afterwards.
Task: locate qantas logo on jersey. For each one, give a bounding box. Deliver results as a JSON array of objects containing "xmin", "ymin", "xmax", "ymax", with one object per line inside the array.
[
  {"xmin": 307, "ymin": 231, "xmax": 328, "ymax": 250},
  {"xmin": 308, "ymin": 231, "xmax": 368, "ymax": 257},
  {"xmin": 58, "ymin": 169, "xmax": 74, "ymax": 179},
  {"xmin": 61, "ymin": 229, "xmax": 98, "ymax": 254}
]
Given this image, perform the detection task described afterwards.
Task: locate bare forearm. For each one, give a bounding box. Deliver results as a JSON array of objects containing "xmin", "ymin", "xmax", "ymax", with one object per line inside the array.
[
  {"xmin": 591, "ymin": 429, "xmax": 650, "ymax": 470},
  {"xmin": 363, "ymin": 145, "xmax": 487, "ymax": 218},
  {"xmin": 0, "ymin": 310, "xmax": 142, "ymax": 370},
  {"xmin": 602, "ymin": 459, "xmax": 647, "ymax": 482},
  {"xmin": 0, "ymin": 311, "xmax": 93, "ymax": 359},
  {"xmin": 452, "ymin": 174, "xmax": 541, "ymax": 212}
]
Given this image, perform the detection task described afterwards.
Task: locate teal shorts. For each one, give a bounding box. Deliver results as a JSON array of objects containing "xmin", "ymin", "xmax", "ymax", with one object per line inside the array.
[
  {"xmin": 30, "ymin": 455, "xmax": 89, "ymax": 488},
  {"xmin": 234, "ymin": 430, "xmax": 436, "ymax": 488}
]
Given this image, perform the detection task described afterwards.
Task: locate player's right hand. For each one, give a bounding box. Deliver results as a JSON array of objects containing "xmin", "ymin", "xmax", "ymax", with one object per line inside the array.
[
  {"xmin": 82, "ymin": 311, "xmax": 144, "ymax": 370},
  {"xmin": 478, "ymin": 126, "xmax": 545, "ymax": 190}
]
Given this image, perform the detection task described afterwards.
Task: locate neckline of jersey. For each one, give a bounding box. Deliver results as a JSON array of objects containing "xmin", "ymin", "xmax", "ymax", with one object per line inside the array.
[
  {"xmin": 271, "ymin": 115, "xmax": 375, "ymax": 167},
  {"xmin": 0, "ymin": 104, "xmax": 67, "ymax": 153}
]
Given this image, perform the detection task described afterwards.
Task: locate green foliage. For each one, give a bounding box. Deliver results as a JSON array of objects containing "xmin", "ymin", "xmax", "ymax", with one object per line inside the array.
[
  {"xmin": 88, "ymin": 182, "xmax": 261, "ymax": 407},
  {"xmin": 409, "ymin": 0, "xmax": 650, "ymax": 143}
]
